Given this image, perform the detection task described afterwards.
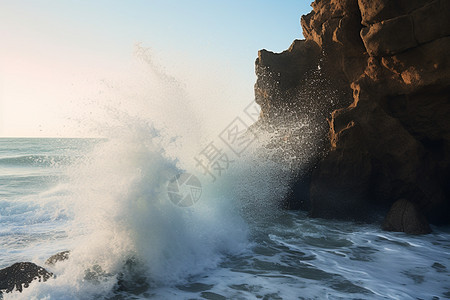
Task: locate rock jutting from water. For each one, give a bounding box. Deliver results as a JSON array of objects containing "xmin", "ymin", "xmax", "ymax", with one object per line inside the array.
[
  {"xmin": 0, "ymin": 251, "xmax": 71, "ymax": 294},
  {"xmin": 254, "ymin": 0, "xmax": 450, "ymax": 234},
  {"xmin": 0, "ymin": 262, "xmax": 52, "ymax": 294}
]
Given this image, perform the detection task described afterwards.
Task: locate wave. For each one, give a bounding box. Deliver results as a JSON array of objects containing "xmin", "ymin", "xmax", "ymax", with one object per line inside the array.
[
  {"xmin": 5, "ymin": 128, "xmax": 249, "ymax": 299},
  {"xmin": 2, "ymin": 47, "xmax": 302, "ymax": 299},
  {"xmin": 3, "ymin": 48, "xmax": 257, "ymax": 299},
  {"xmin": 0, "ymin": 155, "xmax": 74, "ymax": 168}
]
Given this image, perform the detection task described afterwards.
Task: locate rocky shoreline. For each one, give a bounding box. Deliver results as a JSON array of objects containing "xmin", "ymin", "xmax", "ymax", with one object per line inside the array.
[
  {"xmin": 2, "ymin": 0, "xmax": 449, "ymax": 295},
  {"xmin": 254, "ymin": 0, "xmax": 450, "ymax": 234}
]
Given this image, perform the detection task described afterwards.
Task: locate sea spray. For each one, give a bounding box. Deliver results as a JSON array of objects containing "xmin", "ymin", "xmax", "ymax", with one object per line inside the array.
[
  {"xmin": 3, "ymin": 46, "xmax": 331, "ymax": 299},
  {"xmin": 7, "ymin": 123, "xmax": 249, "ymax": 299},
  {"xmin": 2, "ymin": 50, "xmax": 448, "ymax": 299},
  {"xmin": 4, "ymin": 49, "xmax": 251, "ymax": 299}
]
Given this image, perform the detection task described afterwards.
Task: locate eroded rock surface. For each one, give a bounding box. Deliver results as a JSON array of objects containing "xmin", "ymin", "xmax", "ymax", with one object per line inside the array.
[{"xmin": 255, "ymin": 0, "xmax": 450, "ymax": 232}]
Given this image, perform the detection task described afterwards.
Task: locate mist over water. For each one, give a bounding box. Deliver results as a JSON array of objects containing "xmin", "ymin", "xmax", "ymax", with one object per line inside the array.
[
  {"xmin": 1, "ymin": 49, "xmax": 449, "ymax": 299},
  {"xmin": 3, "ymin": 49, "xmax": 252, "ymax": 298}
]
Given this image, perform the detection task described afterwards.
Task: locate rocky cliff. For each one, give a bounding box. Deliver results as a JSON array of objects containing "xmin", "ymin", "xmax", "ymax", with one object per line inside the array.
[{"xmin": 254, "ymin": 0, "xmax": 450, "ymax": 234}]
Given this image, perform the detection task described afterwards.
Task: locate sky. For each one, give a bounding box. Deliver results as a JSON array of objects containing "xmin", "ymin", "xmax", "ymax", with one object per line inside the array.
[{"xmin": 0, "ymin": 0, "xmax": 312, "ymax": 137}]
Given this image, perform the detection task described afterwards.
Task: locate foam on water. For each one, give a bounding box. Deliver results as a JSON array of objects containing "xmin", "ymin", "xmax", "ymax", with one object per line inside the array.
[{"xmin": 6, "ymin": 132, "xmax": 248, "ymax": 299}]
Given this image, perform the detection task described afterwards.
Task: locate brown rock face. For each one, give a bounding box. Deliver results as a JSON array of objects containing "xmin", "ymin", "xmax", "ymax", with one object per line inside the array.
[
  {"xmin": 254, "ymin": 0, "xmax": 450, "ymax": 232},
  {"xmin": 360, "ymin": 15, "xmax": 418, "ymax": 56}
]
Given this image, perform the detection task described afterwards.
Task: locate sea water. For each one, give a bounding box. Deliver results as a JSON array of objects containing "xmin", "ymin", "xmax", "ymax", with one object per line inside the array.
[
  {"xmin": 0, "ymin": 136, "xmax": 449, "ymax": 300},
  {"xmin": 1, "ymin": 51, "xmax": 449, "ymax": 299}
]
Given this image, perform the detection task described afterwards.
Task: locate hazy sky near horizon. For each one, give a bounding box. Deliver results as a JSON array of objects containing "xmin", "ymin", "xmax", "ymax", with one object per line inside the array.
[{"xmin": 0, "ymin": 1, "xmax": 311, "ymax": 137}]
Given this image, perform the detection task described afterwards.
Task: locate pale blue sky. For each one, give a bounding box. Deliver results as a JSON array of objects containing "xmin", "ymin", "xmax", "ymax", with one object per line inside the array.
[{"xmin": 0, "ymin": 1, "xmax": 311, "ymax": 137}]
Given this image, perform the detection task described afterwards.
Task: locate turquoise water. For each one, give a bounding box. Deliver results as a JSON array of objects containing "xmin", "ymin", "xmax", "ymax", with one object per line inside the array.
[{"xmin": 0, "ymin": 138, "xmax": 449, "ymax": 299}]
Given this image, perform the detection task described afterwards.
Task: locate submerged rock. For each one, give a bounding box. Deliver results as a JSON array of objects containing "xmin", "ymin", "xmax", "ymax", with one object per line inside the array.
[
  {"xmin": 0, "ymin": 262, "xmax": 52, "ymax": 293},
  {"xmin": 254, "ymin": 0, "xmax": 450, "ymax": 233},
  {"xmin": 45, "ymin": 250, "xmax": 70, "ymax": 266}
]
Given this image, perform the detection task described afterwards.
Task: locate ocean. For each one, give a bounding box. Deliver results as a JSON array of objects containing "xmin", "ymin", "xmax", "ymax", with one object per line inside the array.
[{"xmin": 0, "ymin": 137, "xmax": 449, "ymax": 300}]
